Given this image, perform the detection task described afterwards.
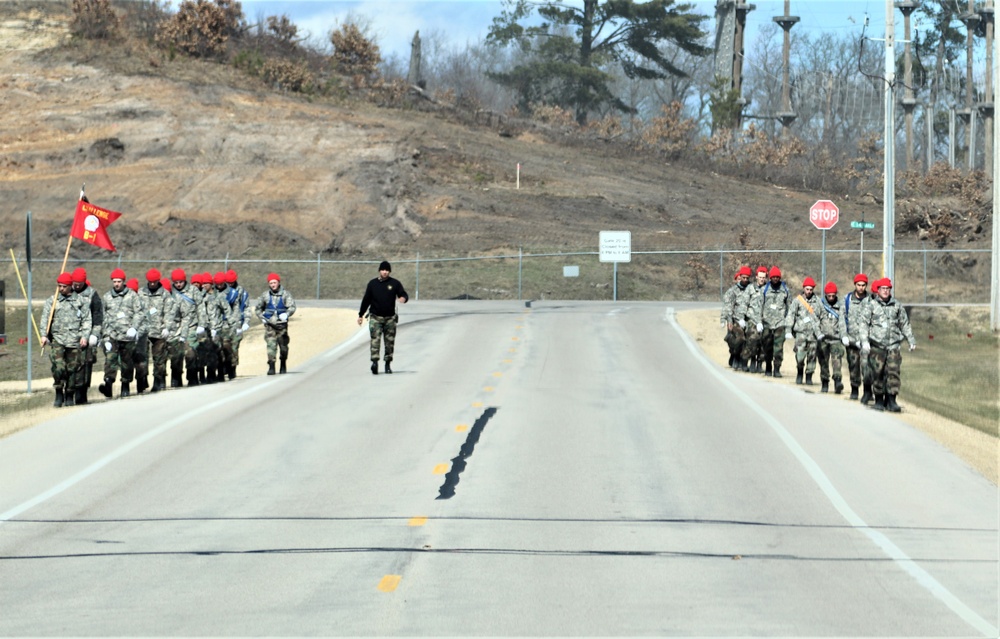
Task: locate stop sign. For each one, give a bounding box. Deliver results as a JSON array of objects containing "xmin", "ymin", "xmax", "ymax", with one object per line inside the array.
[{"xmin": 810, "ymin": 200, "xmax": 839, "ymax": 230}]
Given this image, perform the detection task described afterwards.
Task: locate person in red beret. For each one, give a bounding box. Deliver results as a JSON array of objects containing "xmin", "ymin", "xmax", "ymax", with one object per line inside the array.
[
  {"xmin": 125, "ymin": 278, "xmax": 151, "ymax": 394},
  {"xmin": 140, "ymin": 268, "xmax": 178, "ymax": 392},
  {"xmin": 760, "ymin": 266, "xmax": 791, "ymax": 378},
  {"xmin": 252, "ymin": 272, "xmax": 297, "ymax": 375},
  {"xmin": 784, "ymin": 276, "xmax": 822, "ymax": 385},
  {"xmin": 40, "ymin": 273, "xmax": 92, "ymax": 407},
  {"xmin": 222, "ymin": 270, "xmax": 250, "ymax": 380},
  {"xmin": 858, "ymin": 278, "xmax": 917, "ymax": 412},
  {"xmin": 815, "ymin": 281, "xmax": 847, "ymax": 394},
  {"xmin": 720, "ymin": 265, "xmax": 753, "ymax": 371},
  {"xmin": 98, "ymin": 268, "xmax": 144, "ymax": 399},
  {"xmin": 168, "ymin": 268, "xmax": 204, "ymax": 388},
  {"xmin": 69, "ymin": 267, "xmax": 103, "ymax": 404},
  {"xmin": 843, "ymin": 273, "xmax": 873, "ymax": 402}
]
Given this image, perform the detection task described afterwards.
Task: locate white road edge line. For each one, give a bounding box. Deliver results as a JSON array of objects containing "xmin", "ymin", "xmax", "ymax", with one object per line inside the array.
[
  {"xmin": 665, "ymin": 306, "xmax": 998, "ymax": 638},
  {"xmin": 1, "ymin": 324, "xmax": 368, "ymax": 524}
]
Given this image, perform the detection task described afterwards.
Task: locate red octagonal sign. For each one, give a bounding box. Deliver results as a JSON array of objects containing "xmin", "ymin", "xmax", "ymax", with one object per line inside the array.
[{"xmin": 810, "ymin": 199, "xmax": 839, "ymax": 230}]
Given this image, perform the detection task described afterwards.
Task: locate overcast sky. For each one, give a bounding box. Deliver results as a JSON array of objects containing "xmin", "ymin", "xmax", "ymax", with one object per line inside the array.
[{"xmin": 237, "ymin": 1, "xmax": 907, "ymax": 61}]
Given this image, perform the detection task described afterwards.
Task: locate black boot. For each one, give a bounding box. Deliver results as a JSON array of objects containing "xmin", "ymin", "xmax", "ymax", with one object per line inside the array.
[
  {"xmin": 728, "ymin": 353, "xmax": 736, "ymax": 369},
  {"xmin": 820, "ymin": 381, "xmax": 829, "ymax": 393},
  {"xmin": 849, "ymin": 385, "xmax": 859, "ymax": 400},
  {"xmin": 834, "ymin": 379, "xmax": 844, "ymax": 395},
  {"xmin": 54, "ymin": 388, "xmax": 65, "ymax": 408},
  {"xmin": 228, "ymin": 365, "xmax": 237, "ymax": 380},
  {"xmin": 384, "ymin": 361, "xmax": 392, "ymax": 374},
  {"xmin": 76, "ymin": 388, "xmax": 88, "ymax": 405},
  {"xmin": 764, "ymin": 360, "xmax": 773, "ymax": 376},
  {"xmin": 151, "ymin": 376, "xmax": 162, "ymax": 393},
  {"xmin": 772, "ymin": 363, "xmax": 782, "ymax": 378},
  {"xmin": 279, "ymin": 359, "xmax": 287, "ymax": 374},
  {"xmin": 63, "ymin": 388, "xmax": 76, "ymax": 407},
  {"xmin": 872, "ymin": 393, "xmax": 886, "ymax": 411},
  {"xmin": 267, "ymin": 362, "xmax": 276, "ymax": 376},
  {"xmin": 886, "ymin": 394, "xmax": 901, "ymax": 412},
  {"xmin": 371, "ymin": 361, "xmax": 378, "ymax": 375},
  {"xmin": 99, "ymin": 377, "xmax": 114, "ymax": 398},
  {"xmin": 171, "ymin": 375, "xmax": 182, "ymax": 388},
  {"xmin": 795, "ymin": 366, "xmax": 804, "ymax": 385},
  {"xmin": 805, "ymin": 373, "xmax": 814, "ymax": 386},
  {"xmin": 136, "ymin": 376, "xmax": 148, "ymax": 394},
  {"xmin": 860, "ymin": 383, "xmax": 873, "ymax": 405},
  {"xmin": 120, "ymin": 382, "xmax": 130, "ymax": 398}
]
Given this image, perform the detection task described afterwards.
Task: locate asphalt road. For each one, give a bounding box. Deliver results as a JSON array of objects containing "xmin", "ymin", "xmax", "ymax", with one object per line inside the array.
[{"xmin": 1, "ymin": 301, "xmax": 996, "ymax": 636}]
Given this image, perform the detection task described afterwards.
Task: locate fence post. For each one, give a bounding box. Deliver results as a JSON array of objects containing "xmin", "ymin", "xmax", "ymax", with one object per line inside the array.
[
  {"xmin": 316, "ymin": 253, "xmax": 321, "ymax": 300},
  {"xmin": 415, "ymin": 253, "xmax": 420, "ymax": 302},
  {"xmin": 923, "ymin": 246, "xmax": 927, "ymax": 303},
  {"xmin": 719, "ymin": 248, "xmax": 725, "ymax": 301},
  {"xmin": 518, "ymin": 247, "xmax": 523, "ymax": 301}
]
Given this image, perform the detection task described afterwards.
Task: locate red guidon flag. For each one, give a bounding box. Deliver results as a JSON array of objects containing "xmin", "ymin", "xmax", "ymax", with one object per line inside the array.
[{"xmin": 71, "ymin": 199, "xmax": 122, "ymax": 251}]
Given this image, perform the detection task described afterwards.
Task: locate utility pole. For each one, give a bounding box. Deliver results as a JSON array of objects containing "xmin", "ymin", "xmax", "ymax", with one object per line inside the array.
[
  {"xmin": 897, "ymin": 2, "xmax": 918, "ymax": 170},
  {"xmin": 992, "ymin": 6, "xmax": 999, "ymax": 332},
  {"xmin": 884, "ymin": 0, "xmax": 896, "ymax": 282},
  {"xmin": 773, "ymin": 0, "xmax": 799, "ymax": 133}
]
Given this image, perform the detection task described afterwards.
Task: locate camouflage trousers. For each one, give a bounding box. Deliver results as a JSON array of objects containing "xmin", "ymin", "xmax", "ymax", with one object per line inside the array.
[
  {"xmin": 49, "ymin": 345, "xmax": 85, "ymax": 391},
  {"xmin": 793, "ymin": 335, "xmax": 818, "ymax": 373},
  {"xmin": 197, "ymin": 334, "xmax": 219, "ymax": 371},
  {"xmin": 369, "ymin": 314, "xmax": 398, "ymax": 362},
  {"xmin": 740, "ymin": 324, "xmax": 761, "ymax": 361},
  {"xmin": 133, "ymin": 335, "xmax": 149, "ymax": 390},
  {"xmin": 148, "ymin": 337, "xmax": 171, "ymax": 380},
  {"xmin": 760, "ymin": 327, "xmax": 786, "ymax": 366},
  {"xmin": 83, "ymin": 345, "xmax": 96, "ymax": 389},
  {"xmin": 103, "ymin": 339, "xmax": 136, "ymax": 383},
  {"xmin": 868, "ymin": 344, "xmax": 903, "ymax": 395},
  {"xmin": 724, "ymin": 324, "xmax": 746, "ymax": 356},
  {"xmin": 169, "ymin": 339, "xmax": 198, "ymax": 382},
  {"xmin": 217, "ymin": 329, "xmax": 235, "ymax": 370},
  {"xmin": 816, "ymin": 338, "xmax": 845, "ymax": 383},
  {"xmin": 232, "ymin": 331, "xmax": 243, "ymax": 366},
  {"xmin": 264, "ymin": 323, "xmax": 290, "ymax": 363},
  {"xmin": 845, "ymin": 344, "xmax": 871, "ymax": 388}
]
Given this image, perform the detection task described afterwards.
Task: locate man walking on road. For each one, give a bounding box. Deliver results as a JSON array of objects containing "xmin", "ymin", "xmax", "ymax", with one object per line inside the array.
[
  {"xmin": 785, "ymin": 276, "xmax": 822, "ymax": 386},
  {"xmin": 99, "ymin": 268, "xmax": 144, "ymax": 399},
  {"xmin": 358, "ymin": 261, "xmax": 409, "ymax": 375},
  {"xmin": 859, "ymin": 278, "xmax": 917, "ymax": 412},
  {"xmin": 253, "ymin": 273, "xmax": 296, "ymax": 375},
  {"xmin": 844, "ymin": 273, "xmax": 873, "ymax": 402},
  {"xmin": 41, "ymin": 273, "xmax": 91, "ymax": 408}
]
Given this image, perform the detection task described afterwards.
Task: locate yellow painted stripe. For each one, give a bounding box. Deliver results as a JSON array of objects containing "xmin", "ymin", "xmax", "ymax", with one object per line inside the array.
[
  {"xmin": 472, "ymin": 401, "xmax": 483, "ymax": 407},
  {"xmin": 508, "ymin": 348, "xmax": 517, "ymax": 353},
  {"xmin": 492, "ymin": 371, "xmax": 503, "ymax": 377},
  {"xmin": 502, "ymin": 359, "xmax": 513, "ymax": 364},
  {"xmin": 483, "ymin": 386, "xmax": 494, "ymax": 392},
  {"xmin": 378, "ymin": 575, "xmax": 402, "ymax": 592},
  {"xmin": 456, "ymin": 424, "xmax": 469, "ymax": 432},
  {"xmin": 511, "ymin": 336, "xmax": 520, "ymax": 341},
  {"xmin": 433, "ymin": 463, "xmax": 449, "ymax": 474},
  {"xmin": 408, "ymin": 516, "xmax": 428, "ymax": 526}
]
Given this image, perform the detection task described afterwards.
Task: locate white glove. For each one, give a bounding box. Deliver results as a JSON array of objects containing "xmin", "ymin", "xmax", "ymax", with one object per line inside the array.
[
  {"xmin": 126, "ymin": 327, "xmax": 137, "ymax": 340},
  {"xmin": 720, "ymin": 321, "xmax": 727, "ymax": 329},
  {"xmin": 909, "ymin": 343, "xmax": 916, "ymax": 352},
  {"xmin": 104, "ymin": 341, "xmax": 113, "ymax": 352},
  {"xmin": 236, "ymin": 328, "xmax": 242, "ymax": 335},
  {"xmin": 196, "ymin": 326, "xmax": 205, "ymax": 335},
  {"xmin": 861, "ymin": 342, "xmax": 871, "ymax": 354},
  {"xmin": 841, "ymin": 336, "xmax": 850, "ymax": 346},
  {"xmin": 278, "ymin": 313, "xmax": 288, "ymax": 322},
  {"xmin": 161, "ymin": 329, "xmax": 170, "ymax": 338},
  {"xmin": 785, "ymin": 332, "xmax": 793, "ymax": 340},
  {"xmin": 211, "ymin": 329, "xmax": 218, "ymax": 339},
  {"xmin": 737, "ymin": 319, "xmax": 746, "ymax": 329},
  {"xmin": 756, "ymin": 323, "xmax": 763, "ymax": 333},
  {"xmin": 241, "ymin": 322, "xmax": 250, "ymax": 332},
  {"xmin": 178, "ymin": 337, "xmax": 185, "ymax": 343},
  {"xmin": 88, "ymin": 335, "xmax": 98, "ymax": 347}
]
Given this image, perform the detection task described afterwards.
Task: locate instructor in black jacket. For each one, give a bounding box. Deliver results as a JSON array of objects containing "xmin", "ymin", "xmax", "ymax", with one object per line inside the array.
[{"xmin": 358, "ymin": 261, "xmax": 409, "ymax": 375}]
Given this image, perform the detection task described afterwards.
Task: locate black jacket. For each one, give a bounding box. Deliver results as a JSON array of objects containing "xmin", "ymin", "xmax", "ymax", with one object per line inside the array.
[{"xmin": 359, "ymin": 276, "xmax": 408, "ymax": 318}]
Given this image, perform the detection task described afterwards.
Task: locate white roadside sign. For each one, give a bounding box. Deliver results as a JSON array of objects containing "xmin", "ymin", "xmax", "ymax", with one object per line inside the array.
[{"xmin": 599, "ymin": 230, "xmax": 631, "ymax": 263}]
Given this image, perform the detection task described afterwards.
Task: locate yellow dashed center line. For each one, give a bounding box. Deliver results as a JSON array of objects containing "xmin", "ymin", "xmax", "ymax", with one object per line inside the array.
[
  {"xmin": 456, "ymin": 424, "xmax": 469, "ymax": 432},
  {"xmin": 511, "ymin": 336, "xmax": 519, "ymax": 341},
  {"xmin": 408, "ymin": 516, "xmax": 428, "ymax": 526},
  {"xmin": 378, "ymin": 575, "xmax": 402, "ymax": 592},
  {"xmin": 472, "ymin": 402, "xmax": 483, "ymax": 407},
  {"xmin": 502, "ymin": 359, "xmax": 513, "ymax": 364},
  {"xmin": 483, "ymin": 386, "xmax": 494, "ymax": 392},
  {"xmin": 433, "ymin": 463, "xmax": 449, "ymax": 474},
  {"xmin": 492, "ymin": 372, "xmax": 503, "ymax": 377}
]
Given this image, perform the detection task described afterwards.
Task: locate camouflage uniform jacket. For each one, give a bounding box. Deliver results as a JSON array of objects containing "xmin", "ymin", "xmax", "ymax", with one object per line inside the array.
[
  {"xmin": 745, "ymin": 282, "xmax": 765, "ymax": 326},
  {"xmin": 254, "ymin": 287, "xmax": 297, "ymax": 326},
  {"xmin": 77, "ymin": 286, "xmax": 104, "ymax": 341},
  {"xmin": 760, "ymin": 282, "xmax": 791, "ymax": 330},
  {"xmin": 42, "ymin": 291, "xmax": 91, "ymax": 348},
  {"xmin": 227, "ymin": 284, "xmax": 250, "ymax": 326},
  {"xmin": 133, "ymin": 290, "xmax": 150, "ymax": 338},
  {"xmin": 843, "ymin": 292, "xmax": 871, "ymax": 346},
  {"xmin": 784, "ymin": 293, "xmax": 822, "ymax": 340},
  {"xmin": 101, "ymin": 287, "xmax": 143, "ymax": 342},
  {"xmin": 859, "ymin": 296, "xmax": 916, "ymax": 350},
  {"xmin": 720, "ymin": 283, "xmax": 752, "ymax": 324},
  {"xmin": 170, "ymin": 284, "xmax": 206, "ymax": 342},
  {"xmin": 816, "ymin": 297, "xmax": 848, "ymax": 341},
  {"xmin": 199, "ymin": 288, "xmax": 225, "ymax": 333},
  {"xmin": 209, "ymin": 287, "xmax": 238, "ymax": 334},
  {"xmin": 140, "ymin": 285, "xmax": 178, "ymax": 339}
]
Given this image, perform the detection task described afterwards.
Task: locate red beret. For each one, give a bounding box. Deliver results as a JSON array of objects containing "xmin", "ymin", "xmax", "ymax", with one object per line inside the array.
[
  {"xmin": 171, "ymin": 269, "xmax": 186, "ymax": 282},
  {"xmin": 824, "ymin": 281, "xmax": 837, "ymax": 294},
  {"xmin": 146, "ymin": 268, "xmax": 161, "ymax": 282},
  {"xmin": 191, "ymin": 273, "xmax": 202, "ymax": 285},
  {"xmin": 126, "ymin": 278, "xmax": 139, "ymax": 292},
  {"xmin": 802, "ymin": 277, "xmax": 816, "ymax": 288},
  {"xmin": 214, "ymin": 272, "xmax": 226, "ymax": 285},
  {"xmin": 877, "ymin": 278, "xmax": 892, "ymax": 289},
  {"xmin": 854, "ymin": 273, "xmax": 869, "ymax": 284},
  {"xmin": 756, "ymin": 266, "xmax": 768, "ymax": 274},
  {"xmin": 57, "ymin": 273, "xmax": 73, "ymax": 285},
  {"xmin": 267, "ymin": 272, "xmax": 280, "ymax": 282},
  {"xmin": 225, "ymin": 269, "xmax": 238, "ymax": 284},
  {"xmin": 110, "ymin": 268, "xmax": 126, "ymax": 280},
  {"xmin": 737, "ymin": 266, "xmax": 752, "ymax": 277},
  {"xmin": 768, "ymin": 266, "xmax": 781, "ymax": 278},
  {"xmin": 160, "ymin": 278, "xmax": 172, "ymax": 289},
  {"xmin": 71, "ymin": 267, "xmax": 87, "ymax": 283}
]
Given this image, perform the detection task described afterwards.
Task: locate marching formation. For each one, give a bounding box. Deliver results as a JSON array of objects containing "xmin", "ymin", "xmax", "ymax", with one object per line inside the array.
[
  {"xmin": 41, "ymin": 268, "xmax": 297, "ymax": 407},
  {"xmin": 721, "ymin": 265, "xmax": 917, "ymax": 412}
]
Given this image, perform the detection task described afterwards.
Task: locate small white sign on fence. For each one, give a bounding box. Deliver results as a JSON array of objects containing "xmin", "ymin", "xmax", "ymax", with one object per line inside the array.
[
  {"xmin": 599, "ymin": 230, "xmax": 631, "ymax": 263},
  {"xmin": 563, "ymin": 265, "xmax": 579, "ymax": 277}
]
